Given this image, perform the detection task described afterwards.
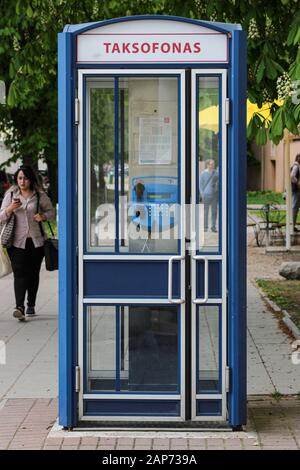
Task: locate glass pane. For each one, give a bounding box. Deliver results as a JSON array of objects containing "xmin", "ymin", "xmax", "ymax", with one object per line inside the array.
[
  {"xmin": 123, "ymin": 306, "xmax": 179, "ymax": 392},
  {"xmin": 87, "ymin": 78, "xmax": 115, "ymax": 250},
  {"xmin": 86, "ymin": 306, "xmax": 116, "ymax": 392},
  {"xmin": 86, "ymin": 76, "xmax": 180, "ymax": 253},
  {"xmin": 197, "ymin": 76, "xmax": 220, "ymax": 252},
  {"xmin": 86, "ymin": 305, "xmax": 179, "ymax": 393},
  {"xmin": 119, "ymin": 77, "xmax": 180, "ymax": 254},
  {"xmin": 197, "ymin": 306, "xmax": 220, "ymax": 393}
]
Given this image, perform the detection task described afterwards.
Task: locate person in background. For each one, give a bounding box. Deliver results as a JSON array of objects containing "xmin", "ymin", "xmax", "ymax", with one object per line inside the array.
[
  {"xmin": 0, "ymin": 165, "xmax": 54, "ymax": 321},
  {"xmin": 291, "ymin": 154, "xmax": 300, "ymax": 232},
  {"xmin": 199, "ymin": 159, "xmax": 219, "ymax": 233}
]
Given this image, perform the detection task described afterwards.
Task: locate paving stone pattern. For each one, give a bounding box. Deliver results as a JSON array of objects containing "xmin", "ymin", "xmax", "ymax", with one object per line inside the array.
[{"xmin": 0, "ymin": 398, "xmax": 299, "ymax": 450}]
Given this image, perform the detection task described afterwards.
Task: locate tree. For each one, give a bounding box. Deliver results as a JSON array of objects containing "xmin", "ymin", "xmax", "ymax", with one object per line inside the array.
[
  {"xmin": 0, "ymin": 0, "xmax": 165, "ymax": 202},
  {"xmin": 0, "ymin": 0, "xmax": 300, "ymax": 202}
]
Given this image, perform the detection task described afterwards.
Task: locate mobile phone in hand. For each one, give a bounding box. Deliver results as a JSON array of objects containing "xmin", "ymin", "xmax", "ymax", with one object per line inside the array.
[{"xmin": 13, "ymin": 198, "xmax": 20, "ymax": 203}]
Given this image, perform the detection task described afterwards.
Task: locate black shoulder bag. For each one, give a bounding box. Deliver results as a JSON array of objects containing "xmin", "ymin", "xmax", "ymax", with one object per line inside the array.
[{"xmin": 37, "ymin": 192, "xmax": 58, "ymax": 271}]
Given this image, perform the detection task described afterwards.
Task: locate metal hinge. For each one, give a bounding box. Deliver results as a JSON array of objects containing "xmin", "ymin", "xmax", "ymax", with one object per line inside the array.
[
  {"xmin": 75, "ymin": 98, "xmax": 80, "ymax": 125},
  {"xmin": 225, "ymin": 98, "xmax": 230, "ymax": 125},
  {"xmin": 75, "ymin": 366, "xmax": 80, "ymax": 392},
  {"xmin": 225, "ymin": 366, "xmax": 230, "ymax": 392}
]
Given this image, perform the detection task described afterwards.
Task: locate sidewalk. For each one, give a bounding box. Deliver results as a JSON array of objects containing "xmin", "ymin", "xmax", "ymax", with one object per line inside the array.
[
  {"xmin": 0, "ymin": 397, "xmax": 300, "ymax": 450},
  {"xmin": 0, "ymin": 266, "xmax": 57, "ymax": 400},
  {"xmin": 0, "ymin": 257, "xmax": 300, "ymax": 450}
]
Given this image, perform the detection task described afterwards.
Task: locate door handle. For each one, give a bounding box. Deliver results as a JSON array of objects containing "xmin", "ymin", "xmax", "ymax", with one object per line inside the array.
[
  {"xmin": 192, "ymin": 255, "xmax": 208, "ymax": 304},
  {"xmin": 168, "ymin": 255, "xmax": 185, "ymax": 304}
]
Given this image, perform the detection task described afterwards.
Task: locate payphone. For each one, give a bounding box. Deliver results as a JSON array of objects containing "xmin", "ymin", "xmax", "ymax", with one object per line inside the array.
[{"xmin": 131, "ymin": 176, "xmax": 178, "ymax": 252}]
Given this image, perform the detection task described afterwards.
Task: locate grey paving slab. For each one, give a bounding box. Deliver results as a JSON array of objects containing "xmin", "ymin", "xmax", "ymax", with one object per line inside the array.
[
  {"xmin": 247, "ymin": 280, "xmax": 300, "ymax": 395},
  {"xmin": 0, "ymin": 265, "xmax": 58, "ymax": 400}
]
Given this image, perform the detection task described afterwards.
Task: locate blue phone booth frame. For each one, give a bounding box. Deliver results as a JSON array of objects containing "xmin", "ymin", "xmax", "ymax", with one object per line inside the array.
[{"xmin": 58, "ymin": 15, "xmax": 246, "ymax": 428}]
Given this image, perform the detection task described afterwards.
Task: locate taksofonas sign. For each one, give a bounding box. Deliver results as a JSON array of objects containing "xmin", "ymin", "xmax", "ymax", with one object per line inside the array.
[{"xmin": 77, "ymin": 20, "xmax": 228, "ymax": 63}]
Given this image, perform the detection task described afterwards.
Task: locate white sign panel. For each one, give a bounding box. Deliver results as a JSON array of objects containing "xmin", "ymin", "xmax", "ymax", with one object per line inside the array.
[
  {"xmin": 139, "ymin": 117, "xmax": 172, "ymax": 165},
  {"xmin": 77, "ymin": 33, "xmax": 228, "ymax": 64}
]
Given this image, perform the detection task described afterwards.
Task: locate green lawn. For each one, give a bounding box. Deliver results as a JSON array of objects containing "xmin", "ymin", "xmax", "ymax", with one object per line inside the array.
[
  {"xmin": 247, "ymin": 191, "xmax": 300, "ymax": 223},
  {"xmin": 247, "ymin": 191, "xmax": 285, "ymax": 205},
  {"xmin": 256, "ymin": 279, "xmax": 300, "ymax": 330},
  {"xmin": 248, "ymin": 209, "xmax": 300, "ymax": 224}
]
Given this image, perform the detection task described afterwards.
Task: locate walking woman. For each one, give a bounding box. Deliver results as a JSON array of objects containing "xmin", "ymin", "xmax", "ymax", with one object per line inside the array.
[{"xmin": 0, "ymin": 165, "xmax": 54, "ymax": 321}]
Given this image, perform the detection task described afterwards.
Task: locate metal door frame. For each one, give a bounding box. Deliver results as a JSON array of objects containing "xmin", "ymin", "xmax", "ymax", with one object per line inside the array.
[
  {"xmin": 190, "ymin": 69, "xmax": 228, "ymax": 421},
  {"xmin": 77, "ymin": 68, "xmax": 228, "ymax": 422},
  {"xmin": 77, "ymin": 69, "xmax": 186, "ymax": 422}
]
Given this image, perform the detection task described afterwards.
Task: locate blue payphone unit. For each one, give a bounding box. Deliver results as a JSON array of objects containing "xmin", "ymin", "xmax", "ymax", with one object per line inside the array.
[{"xmin": 131, "ymin": 176, "xmax": 178, "ymax": 232}]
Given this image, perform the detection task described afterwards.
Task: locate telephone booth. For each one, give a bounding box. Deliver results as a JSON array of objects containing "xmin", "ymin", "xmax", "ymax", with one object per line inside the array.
[{"xmin": 58, "ymin": 15, "xmax": 246, "ymax": 428}]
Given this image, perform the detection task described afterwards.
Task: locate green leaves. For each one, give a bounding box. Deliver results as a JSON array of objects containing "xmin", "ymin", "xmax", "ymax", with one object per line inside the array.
[
  {"xmin": 246, "ymin": 96, "xmax": 300, "ymax": 146},
  {"xmin": 247, "ymin": 111, "xmax": 269, "ymax": 146},
  {"xmin": 294, "ymin": 103, "xmax": 300, "ymax": 123},
  {"xmin": 269, "ymin": 107, "xmax": 285, "ymax": 142},
  {"xmin": 7, "ymin": 81, "xmax": 17, "ymax": 106},
  {"xmin": 289, "ymin": 48, "xmax": 300, "ymax": 79},
  {"xmin": 255, "ymin": 44, "xmax": 284, "ymax": 83},
  {"xmin": 270, "ymin": 108, "xmax": 285, "ymax": 137},
  {"xmin": 284, "ymin": 98, "xmax": 299, "ymax": 134},
  {"xmin": 26, "ymin": 5, "xmax": 33, "ymax": 18},
  {"xmin": 267, "ymin": 103, "xmax": 298, "ymax": 144},
  {"xmin": 256, "ymin": 59, "xmax": 265, "ymax": 84},
  {"xmin": 256, "ymin": 126, "xmax": 267, "ymax": 145},
  {"xmin": 287, "ymin": 22, "xmax": 300, "ymax": 46}
]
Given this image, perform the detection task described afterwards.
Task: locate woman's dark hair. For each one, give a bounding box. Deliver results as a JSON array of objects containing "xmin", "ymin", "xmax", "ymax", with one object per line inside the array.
[
  {"xmin": 14, "ymin": 165, "xmax": 39, "ymax": 191},
  {"xmin": 295, "ymin": 154, "xmax": 300, "ymax": 163}
]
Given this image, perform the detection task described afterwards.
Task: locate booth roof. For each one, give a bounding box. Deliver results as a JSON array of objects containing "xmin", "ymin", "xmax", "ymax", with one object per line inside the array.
[{"xmin": 63, "ymin": 15, "xmax": 243, "ymax": 35}]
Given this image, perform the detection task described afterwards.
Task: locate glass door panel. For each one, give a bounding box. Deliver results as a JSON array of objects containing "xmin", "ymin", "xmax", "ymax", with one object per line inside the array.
[
  {"xmin": 191, "ymin": 70, "xmax": 227, "ymax": 421},
  {"xmin": 87, "ymin": 79, "xmax": 115, "ymax": 250},
  {"xmin": 86, "ymin": 306, "xmax": 116, "ymax": 392},
  {"xmin": 197, "ymin": 305, "xmax": 221, "ymax": 393},
  {"xmin": 79, "ymin": 70, "xmax": 185, "ymax": 422},
  {"xmin": 86, "ymin": 76, "xmax": 180, "ymax": 254},
  {"xmin": 86, "ymin": 305, "xmax": 179, "ymax": 393},
  {"xmin": 197, "ymin": 76, "xmax": 221, "ymax": 253}
]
